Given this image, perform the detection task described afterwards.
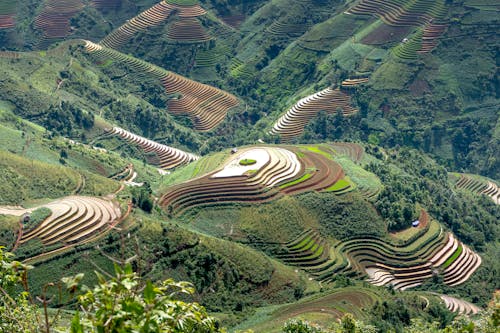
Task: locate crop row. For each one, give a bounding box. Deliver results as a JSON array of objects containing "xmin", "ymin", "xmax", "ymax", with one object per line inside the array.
[
  {"xmin": 0, "ymin": 2, "xmax": 16, "ymax": 29},
  {"xmin": 346, "ymin": 0, "xmax": 447, "ymax": 27},
  {"xmin": 453, "ymin": 173, "xmax": 499, "ymax": 205},
  {"xmin": 159, "ymin": 146, "xmax": 347, "ymax": 215},
  {"xmin": 99, "ymin": 0, "xmax": 207, "ymax": 49},
  {"xmin": 266, "ymin": 20, "xmax": 310, "ymax": 38},
  {"xmin": 439, "ymin": 295, "xmax": 481, "ymax": 315},
  {"xmin": 195, "ymin": 43, "xmax": 230, "ymax": 67},
  {"xmin": 276, "ymin": 215, "xmax": 481, "ymax": 289},
  {"xmin": 270, "ymin": 87, "xmax": 358, "ymax": 142},
  {"xmin": 83, "ymin": 41, "xmax": 239, "ymax": 131},
  {"xmin": 90, "ymin": 0, "xmax": 121, "ymax": 10},
  {"xmin": 108, "ymin": 127, "xmax": 199, "ymax": 169},
  {"xmin": 392, "ymin": 29, "xmax": 424, "ymax": 60},
  {"xmin": 418, "ymin": 23, "xmax": 448, "ymax": 53},
  {"xmin": 166, "ymin": 18, "xmax": 212, "ymax": 42},
  {"xmin": 162, "ymin": 72, "xmax": 239, "ymax": 131},
  {"xmin": 34, "ymin": 0, "xmax": 84, "ymax": 39},
  {"xmin": 19, "ymin": 196, "xmax": 121, "ymax": 247},
  {"xmin": 341, "ymin": 78, "xmax": 369, "ymax": 88}
]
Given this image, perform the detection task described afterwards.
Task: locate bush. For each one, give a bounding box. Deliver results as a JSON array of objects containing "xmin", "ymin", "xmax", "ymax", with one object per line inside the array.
[
  {"xmin": 239, "ymin": 159, "xmax": 257, "ymax": 166},
  {"xmin": 0, "ymin": 247, "xmax": 225, "ymax": 332},
  {"xmin": 27, "ymin": 207, "xmax": 52, "ymax": 227}
]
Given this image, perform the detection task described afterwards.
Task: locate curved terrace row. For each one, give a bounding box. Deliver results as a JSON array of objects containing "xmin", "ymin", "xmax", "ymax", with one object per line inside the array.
[
  {"xmin": 452, "ymin": 173, "xmax": 500, "ymax": 205},
  {"xmin": 270, "ymin": 88, "xmax": 358, "ymax": 142},
  {"xmin": 159, "ymin": 146, "xmax": 347, "ymax": 215},
  {"xmin": 35, "ymin": 0, "xmax": 84, "ymax": 40},
  {"xmin": 276, "ymin": 215, "xmax": 481, "ymax": 290},
  {"xmin": 83, "ymin": 41, "xmax": 239, "ymax": 131},
  {"xmin": 345, "ymin": 0, "xmax": 447, "ymax": 27},
  {"xmin": 108, "ymin": 127, "xmax": 199, "ymax": 169},
  {"xmin": 18, "ymin": 196, "xmax": 121, "ymax": 247},
  {"xmin": 99, "ymin": 0, "xmax": 207, "ymax": 49}
]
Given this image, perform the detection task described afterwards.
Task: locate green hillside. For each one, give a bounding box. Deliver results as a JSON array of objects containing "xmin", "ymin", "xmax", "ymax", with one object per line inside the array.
[{"xmin": 0, "ymin": 0, "xmax": 498, "ymax": 331}]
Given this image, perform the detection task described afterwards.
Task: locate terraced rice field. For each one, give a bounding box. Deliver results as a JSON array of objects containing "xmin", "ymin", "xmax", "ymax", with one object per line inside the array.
[
  {"xmin": 20, "ymin": 196, "xmax": 121, "ymax": 246},
  {"xmin": 283, "ymin": 143, "xmax": 367, "ymax": 196},
  {"xmin": 159, "ymin": 146, "xmax": 347, "ymax": 215},
  {"xmin": 107, "ymin": 127, "xmax": 199, "ymax": 169},
  {"xmin": 363, "ymin": 227, "xmax": 481, "ymax": 289},
  {"xmin": 345, "ymin": 0, "xmax": 448, "ymax": 27},
  {"xmin": 439, "ymin": 294, "xmax": 481, "ymax": 315},
  {"xmin": 327, "ymin": 142, "xmax": 365, "ymax": 163},
  {"xmin": 392, "ymin": 29, "xmax": 424, "ymax": 60},
  {"xmin": 90, "ymin": 0, "xmax": 121, "ymax": 11},
  {"xmin": 34, "ymin": 0, "xmax": 84, "ymax": 41},
  {"xmin": 195, "ymin": 43, "xmax": 230, "ymax": 67},
  {"xmin": 99, "ymin": 0, "xmax": 209, "ymax": 48},
  {"xmin": 270, "ymin": 88, "xmax": 358, "ymax": 142},
  {"xmin": 1, "ymin": 196, "xmax": 122, "ymax": 254},
  {"xmin": 341, "ymin": 77, "xmax": 369, "ymax": 88},
  {"xmin": 266, "ymin": 20, "xmax": 311, "ymax": 37},
  {"xmin": 0, "ymin": 1, "xmax": 17, "ymax": 29},
  {"xmin": 166, "ymin": 18, "xmax": 212, "ymax": 42},
  {"xmin": 275, "ymin": 230, "xmax": 340, "ymax": 281},
  {"xmin": 230, "ymin": 58, "xmax": 257, "ymax": 79},
  {"xmin": 451, "ymin": 173, "xmax": 500, "ymax": 205},
  {"xmin": 276, "ymin": 214, "xmax": 481, "ymax": 289},
  {"xmin": 418, "ymin": 23, "xmax": 448, "ymax": 53},
  {"xmin": 83, "ymin": 41, "xmax": 239, "ymax": 131},
  {"xmin": 346, "ymin": 0, "xmax": 448, "ymax": 59},
  {"xmin": 242, "ymin": 288, "xmax": 378, "ymax": 332}
]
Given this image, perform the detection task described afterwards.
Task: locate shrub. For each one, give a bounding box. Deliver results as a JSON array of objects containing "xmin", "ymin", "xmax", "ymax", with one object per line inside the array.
[
  {"xmin": 27, "ymin": 207, "xmax": 52, "ymax": 227},
  {"xmin": 239, "ymin": 159, "xmax": 257, "ymax": 166}
]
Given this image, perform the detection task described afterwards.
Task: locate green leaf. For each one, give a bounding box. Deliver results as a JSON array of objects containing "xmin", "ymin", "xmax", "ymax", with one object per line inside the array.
[
  {"xmin": 70, "ymin": 312, "xmax": 84, "ymax": 333},
  {"xmin": 144, "ymin": 281, "xmax": 155, "ymax": 304}
]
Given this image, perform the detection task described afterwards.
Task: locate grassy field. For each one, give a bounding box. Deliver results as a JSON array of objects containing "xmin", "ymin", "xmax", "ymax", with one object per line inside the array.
[
  {"xmin": 0, "ymin": 214, "xmax": 18, "ymax": 249},
  {"xmin": 334, "ymin": 156, "xmax": 381, "ymax": 193},
  {"xmin": 158, "ymin": 150, "xmax": 230, "ymax": 191},
  {"xmin": 233, "ymin": 286, "xmax": 379, "ymax": 332}
]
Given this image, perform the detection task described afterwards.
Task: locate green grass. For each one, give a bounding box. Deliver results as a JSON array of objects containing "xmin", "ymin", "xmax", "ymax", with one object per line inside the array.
[
  {"xmin": 0, "ymin": 214, "xmax": 18, "ymax": 249},
  {"xmin": 233, "ymin": 286, "xmax": 379, "ymax": 332},
  {"xmin": 390, "ymin": 222, "xmax": 428, "ymax": 242},
  {"xmin": 369, "ymin": 58, "xmax": 418, "ymax": 90},
  {"xmin": 239, "ymin": 158, "xmax": 257, "ymax": 166},
  {"xmin": 324, "ymin": 178, "xmax": 351, "ymax": 192},
  {"xmin": 289, "ymin": 236, "xmax": 313, "ymax": 251},
  {"xmin": 334, "ymin": 157, "xmax": 381, "ymax": 194},
  {"xmin": 299, "ymin": 14, "xmax": 371, "ymax": 52},
  {"xmin": 303, "ymin": 145, "xmax": 333, "ymax": 159},
  {"xmin": 442, "ymin": 245, "xmax": 463, "ymax": 269},
  {"xmin": 279, "ymin": 173, "xmax": 312, "ymax": 189},
  {"xmin": 0, "ymin": 149, "xmax": 120, "ymax": 205},
  {"xmin": 0, "ymin": 150, "xmax": 80, "ymax": 204},
  {"xmin": 27, "ymin": 207, "xmax": 52, "ymax": 227},
  {"xmin": 158, "ymin": 152, "xmax": 228, "ymax": 191},
  {"xmin": 236, "ymin": 196, "xmax": 321, "ymax": 244}
]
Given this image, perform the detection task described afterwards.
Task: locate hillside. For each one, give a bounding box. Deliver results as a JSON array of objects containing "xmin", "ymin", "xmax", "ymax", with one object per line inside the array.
[{"xmin": 0, "ymin": 0, "xmax": 498, "ymax": 332}]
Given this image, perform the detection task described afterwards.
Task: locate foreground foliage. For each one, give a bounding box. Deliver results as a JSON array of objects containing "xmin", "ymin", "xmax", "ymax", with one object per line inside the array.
[
  {"xmin": 0, "ymin": 247, "xmax": 224, "ymax": 332},
  {"xmin": 282, "ymin": 293, "xmax": 499, "ymax": 333}
]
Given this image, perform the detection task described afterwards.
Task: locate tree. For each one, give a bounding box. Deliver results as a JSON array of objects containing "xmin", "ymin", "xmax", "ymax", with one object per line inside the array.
[
  {"xmin": 0, "ymin": 247, "xmax": 225, "ymax": 333},
  {"xmin": 0, "ymin": 247, "xmax": 39, "ymax": 332},
  {"xmin": 71, "ymin": 263, "xmax": 223, "ymax": 333}
]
